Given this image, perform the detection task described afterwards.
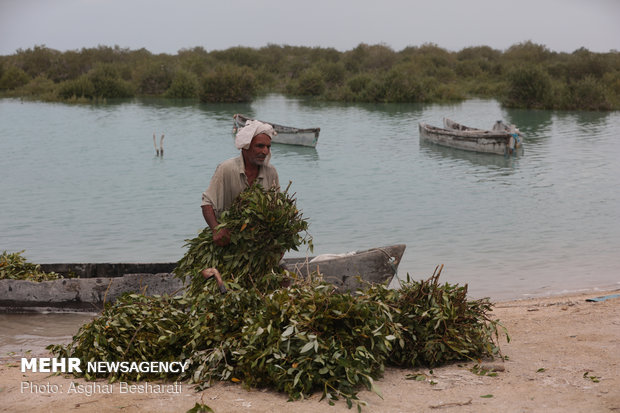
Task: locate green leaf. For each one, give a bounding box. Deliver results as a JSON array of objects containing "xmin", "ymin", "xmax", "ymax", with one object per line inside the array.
[{"xmin": 300, "ymin": 341, "xmax": 315, "ymax": 354}]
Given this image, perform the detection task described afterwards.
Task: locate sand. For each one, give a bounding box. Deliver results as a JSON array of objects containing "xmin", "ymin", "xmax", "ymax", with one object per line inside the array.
[{"xmin": 1, "ymin": 290, "xmax": 619, "ymax": 413}]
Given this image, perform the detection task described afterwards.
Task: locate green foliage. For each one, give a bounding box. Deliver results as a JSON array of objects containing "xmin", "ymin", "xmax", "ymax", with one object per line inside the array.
[
  {"xmin": 165, "ymin": 69, "xmax": 199, "ymax": 98},
  {"xmin": 177, "ymin": 47, "xmax": 212, "ymax": 77},
  {"xmin": 384, "ymin": 64, "xmax": 429, "ymax": 102},
  {"xmin": 88, "ymin": 63, "xmax": 135, "ymax": 98},
  {"xmin": 2, "ymin": 42, "xmax": 618, "ymax": 109},
  {"xmin": 503, "ymin": 41, "xmax": 553, "ymax": 65},
  {"xmin": 566, "ymin": 48, "xmax": 611, "ymax": 80},
  {"xmin": 174, "ymin": 183, "xmax": 311, "ymax": 296},
  {"xmin": 49, "ymin": 185, "xmax": 506, "ymax": 410},
  {"xmin": 199, "ymin": 65, "xmax": 256, "ymax": 103},
  {"xmin": 13, "ymin": 45, "xmax": 59, "ymax": 78},
  {"xmin": 347, "ymin": 74, "xmax": 372, "ymax": 94},
  {"xmin": 384, "ymin": 268, "xmax": 504, "ymax": 367},
  {"xmin": 205, "ymin": 270, "xmax": 506, "ymax": 405},
  {"xmin": 503, "ymin": 65, "xmax": 552, "ymax": 109},
  {"xmin": 15, "ymin": 75, "xmax": 57, "ymax": 99},
  {"xmin": 57, "ymin": 75, "xmax": 95, "ymax": 100},
  {"xmin": 456, "ymin": 46, "xmax": 501, "ymax": 63},
  {"xmin": 288, "ymin": 68, "xmax": 326, "ymax": 96},
  {"xmin": 0, "ymin": 250, "xmax": 62, "ymax": 281},
  {"xmin": 583, "ymin": 371, "xmax": 600, "ymax": 383},
  {"xmin": 55, "ymin": 62, "xmax": 134, "ymax": 100},
  {"xmin": 0, "ymin": 66, "xmax": 30, "ymax": 90},
  {"xmin": 186, "ymin": 403, "xmax": 214, "ymax": 413},
  {"xmin": 602, "ymin": 71, "xmax": 620, "ymax": 106},
  {"xmin": 563, "ymin": 75, "xmax": 612, "ymax": 111},
  {"xmin": 210, "ymin": 46, "xmax": 262, "ymax": 69},
  {"xmin": 48, "ymin": 293, "xmax": 192, "ymax": 382},
  {"xmin": 344, "ymin": 43, "xmax": 397, "ymax": 72},
  {"xmin": 49, "ymin": 271, "xmax": 504, "ymax": 408},
  {"xmin": 138, "ymin": 62, "xmax": 174, "ymax": 95},
  {"xmin": 319, "ymin": 61, "xmax": 346, "ymax": 85}
]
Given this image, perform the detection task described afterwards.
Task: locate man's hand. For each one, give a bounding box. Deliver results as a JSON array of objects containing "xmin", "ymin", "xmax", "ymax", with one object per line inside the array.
[
  {"xmin": 213, "ymin": 227, "xmax": 231, "ymax": 246},
  {"xmin": 203, "ymin": 205, "xmax": 231, "ymax": 246}
]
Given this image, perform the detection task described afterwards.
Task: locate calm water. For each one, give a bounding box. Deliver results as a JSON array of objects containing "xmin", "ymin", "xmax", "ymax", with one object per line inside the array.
[
  {"xmin": 1, "ymin": 95, "xmax": 619, "ymax": 303},
  {"xmin": 0, "ymin": 312, "xmax": 95, "ymax": 358}
]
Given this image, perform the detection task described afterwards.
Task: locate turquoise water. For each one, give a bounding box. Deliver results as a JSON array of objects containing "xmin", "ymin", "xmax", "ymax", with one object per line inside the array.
[{"xmin": 1, "ymin": 95, "xmax": 619, "ymax": 300}]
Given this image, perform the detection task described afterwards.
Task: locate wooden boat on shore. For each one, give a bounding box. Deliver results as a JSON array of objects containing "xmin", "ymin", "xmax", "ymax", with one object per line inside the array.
[
  {"xmin": 0, "ymin": 245, "xmax": 405, "ymax": 312},
  {"xmin": 419, "ymin": 118, "xmax": 523, "ymax": 155},
  {"xmin": 233, "ymin": 113, "xmax": 320, "ymax": 148}
]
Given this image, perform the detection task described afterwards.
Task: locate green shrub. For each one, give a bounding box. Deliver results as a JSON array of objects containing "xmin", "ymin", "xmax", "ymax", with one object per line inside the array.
[
  {"xmin": 16, "ymin": 75, "xmax": 57, "ymax": 99},
  {"xmin": 58, "ymin": 75, "xmax": 96, "ymax": 99},
  {"xmin": 455, "ymin": 60, "xmax": 483, "ymax": 78},
  {"xmin": 165, "ymin": 69, "xmax": 199, "ymax": 98},
  {"xmin": 2, "ymin": 42, "xmax": 618, "ymax": 109},
  {"xmin": 319, "ymin": 61, "xmax": 346, "ymax": 85},
  {"xmin": 199, "ymin": 65, "xmax": 256, "ymax": 103},
  {"xmin": 602, "ymin": 71, "xmax": 620, "ymax": 107},
  {"xmin": 138, "ymin": 63, "xmax": 173, "ymax": 95},
  {"xmin": 289, "ymin": 68, "xmax": 325, "ymax": 96},
  {"xmin": 13, "ymin": 45, "xmax": 57, "ymax": 78},
  {"xmin": 344, "ymin": 43, "xmax": 397, "ymax": 71},
  {"xmin": 563, "ymin": 75, "xmax": 611, "ymax": 111},
  {"xmin": 503, "ymin": 41, "xmax": 553, "ymax": 65},
  {"xmin": 503, "ymin": 65, "xmax": 552, "ymax": 108},
  {"xmin": 0, "ymin": 66, "xmax": 31, "ymax": 90},
  {"xmin": 347, "ymin": 73, "xmax": 372, "ymax": 94},
  {"xmin": 341, "ymin": 73, "xmax": 389, "ymax": 102},
  {"xmin": 384, "ymin": 65, "xmax": 428, "ymax": 102},
  {"xmin": 210, "ymin": 46, "xmax": 262, "ymax": 68},
  {"xmin": 88, "ymin": 63, "xmax": 135, "ymax": 98}
]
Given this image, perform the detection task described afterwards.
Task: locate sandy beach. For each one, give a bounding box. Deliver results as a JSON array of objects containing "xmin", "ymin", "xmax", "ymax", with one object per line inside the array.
[{"xmin": 1, "ymin": 290, "xmax": 618, "ymax": 413}]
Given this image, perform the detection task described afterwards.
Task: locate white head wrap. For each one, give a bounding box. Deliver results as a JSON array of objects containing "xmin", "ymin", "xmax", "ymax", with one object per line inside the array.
[{"xmin": 235, "ymin": 120, "xmax": 276, "ymax": 150}]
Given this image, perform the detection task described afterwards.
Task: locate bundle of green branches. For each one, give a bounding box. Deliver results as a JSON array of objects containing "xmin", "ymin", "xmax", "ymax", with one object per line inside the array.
[
  {"xmin": 50, "ymin": 274, "xmax": 505, "ymax": 408},
  {"xmin": 182, "ymin": 280, "xmax": 394, "ymax": 406},
  {"xmin": 49, "ymin": 184, "xmax": 506, "ymax": 410},
  {"xmin": 212, "ymin": 270, "xmax": 504, "ymax": 406},
  {"xmin": 49, "ymin": 293, "xmax": 192, "ymax": 381},
  {"xmin": 0, "ymin": 250, "xmax": 61, "ymax": 281},
  {"xmin": 175, "ymin": 182, "xmax": 311, "ymax": 296},
  {"xmin": 367, "ymin": 266, "xmax": 505, "ymax": 367}
]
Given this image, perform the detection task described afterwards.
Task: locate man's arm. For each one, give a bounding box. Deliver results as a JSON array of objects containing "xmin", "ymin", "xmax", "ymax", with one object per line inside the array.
[{"xmin": 202, "ymin": 204, "xmax": 231, "ymax": 246}]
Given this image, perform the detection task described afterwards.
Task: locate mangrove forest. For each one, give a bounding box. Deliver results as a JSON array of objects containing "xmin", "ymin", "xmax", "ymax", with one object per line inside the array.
[{"xmin": 1, "ymin": 41, "xmax": 619, "ymax": 110}]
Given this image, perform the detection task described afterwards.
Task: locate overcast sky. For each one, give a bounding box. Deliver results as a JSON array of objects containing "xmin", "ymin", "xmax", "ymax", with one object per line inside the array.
[{"xmin": 1, "ymin": 0, "xmax": 619, "ymax": 55}]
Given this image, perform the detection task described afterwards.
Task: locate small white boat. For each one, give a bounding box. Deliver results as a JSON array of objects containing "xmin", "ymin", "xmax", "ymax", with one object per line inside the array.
[
  {"xmin": 233, "ymin": 113, "xmax": 320, "ymax": 147},
  {"xmin": 419, "ymin": 118, "xmax": 523, "ymax": 155}
]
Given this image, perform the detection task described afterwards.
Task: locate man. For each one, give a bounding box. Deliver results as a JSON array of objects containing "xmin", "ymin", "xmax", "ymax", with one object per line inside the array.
[{"xmin": 201, "ymin": 120, "xmax": 279, "ymax": 246}]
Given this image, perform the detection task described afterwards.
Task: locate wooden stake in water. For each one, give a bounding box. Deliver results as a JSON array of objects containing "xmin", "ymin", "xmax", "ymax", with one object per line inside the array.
[{"xmin": 153, "ymin": 132, "xmax": 165, "ymax": 156}]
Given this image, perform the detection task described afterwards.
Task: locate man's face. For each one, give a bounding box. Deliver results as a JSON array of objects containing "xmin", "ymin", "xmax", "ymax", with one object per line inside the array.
[{"xmin": 244, "ymin": 133, "xmax": 272, "ymax": 166}]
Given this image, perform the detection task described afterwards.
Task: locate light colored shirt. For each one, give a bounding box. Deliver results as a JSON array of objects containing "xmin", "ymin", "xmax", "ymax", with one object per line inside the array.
[{"xmin": 201, "ymin": 155, "xmax": 279, "ymax": 218}]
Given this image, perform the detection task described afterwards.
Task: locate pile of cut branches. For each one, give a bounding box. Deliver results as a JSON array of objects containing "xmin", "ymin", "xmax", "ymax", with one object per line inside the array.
[
  {"xmin": 174, "ymin": 182, "xmax": 311, "ymax": 296},
  {"xmin": 0, "ymin": 250, "xmax": 61, "ymax": 281},
  {"xmin": 50, "ymin": 184, "xmax": 507, "ymax": 410}
]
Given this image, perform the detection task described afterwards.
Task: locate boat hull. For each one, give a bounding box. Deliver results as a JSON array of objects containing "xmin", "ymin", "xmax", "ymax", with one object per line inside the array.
[
  {"xmin": 0, "ymin": 245, "xmax": 405, "ymax": 312},
  {"xmin": 419, "ymin": 122, "xmax": 523, "ymax": 155},
  {"xmin": 234, "ymin": 114, "xmax": 320, "ymax": 148},
  {"xmin": 284, "ymin": 244, "xmax": 405, "ymax": 292}
]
